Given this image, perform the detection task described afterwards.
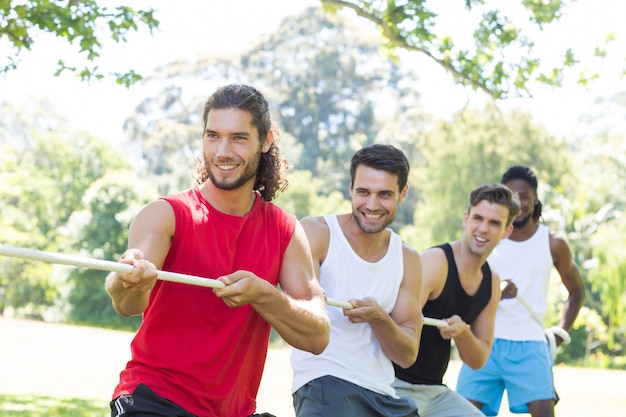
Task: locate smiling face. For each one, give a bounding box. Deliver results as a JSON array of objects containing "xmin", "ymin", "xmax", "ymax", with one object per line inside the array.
[
  {"xmin": 505, "ymin": 178, "xmax": 537, "ymax": 228},
  {"xmin": 349, "ymin": 165, "xmax": 407, "ymax": 234},
  {"xmin": 463, "ymin": 199, "xmax": 513, "ymax": 258},
  {"xmin": 202, "ymin": 108, "xmax": 272, "ymax": 191}
]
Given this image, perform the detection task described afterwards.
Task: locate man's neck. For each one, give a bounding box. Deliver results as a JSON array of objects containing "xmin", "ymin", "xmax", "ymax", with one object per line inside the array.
[
  {"xmin": 451, "ymin": 240, "xmax": 486, "ymax": 295},
  {"xmin": 452, "ymin": 240, "xmax": 485, "ymax": 276},
  {"xmin": 509, "ymin": 220, "xmax": 540, "ymax": 242},
  {"xmin": 199, "ymin": 181, "xmax": 257, "ymax": 216},
  {"xmin": 339, "ymin": 214, "xmax": 390, "ymax": 263}
]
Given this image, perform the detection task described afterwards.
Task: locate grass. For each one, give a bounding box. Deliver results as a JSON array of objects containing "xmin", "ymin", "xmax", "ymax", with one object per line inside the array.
[
  {"xmin": 0, "ymin": 394, "xmax": 107, "ymax": 417},
  {"xmin": 1, "ymin": 317, "xmax": 625, "ymax": 417}
]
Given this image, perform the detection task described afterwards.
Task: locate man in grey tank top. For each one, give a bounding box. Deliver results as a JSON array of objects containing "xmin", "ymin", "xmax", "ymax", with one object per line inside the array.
[{"xmin": 291, "ymin": 144, "xmax": 423, "ymax": 417}]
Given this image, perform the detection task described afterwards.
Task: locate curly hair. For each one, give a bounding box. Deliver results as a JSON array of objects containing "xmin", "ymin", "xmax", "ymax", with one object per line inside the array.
[{"xmin": 195, "ymin": 84, "xmax": 289, "ymax": 201}]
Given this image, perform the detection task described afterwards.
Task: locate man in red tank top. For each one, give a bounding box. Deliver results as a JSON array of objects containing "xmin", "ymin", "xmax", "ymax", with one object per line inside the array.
[{"xmin": 105, "ymin": 84, "xmax": 330, "ymax": 417}]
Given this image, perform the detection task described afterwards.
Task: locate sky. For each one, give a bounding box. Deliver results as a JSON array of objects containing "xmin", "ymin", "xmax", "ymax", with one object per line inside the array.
[{"xmin": 2, "ymin": 0, "xmax": 625, "ymax": 146}]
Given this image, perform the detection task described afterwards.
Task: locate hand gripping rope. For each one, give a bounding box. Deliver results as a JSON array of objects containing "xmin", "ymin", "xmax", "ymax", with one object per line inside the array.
[
  {"xmin": 0, "ymin": 244, "xmax": 448, "ymax": 328},
  {"xmin": 500, "ymin": 280, "xmax": 571, "ymax": 359}
]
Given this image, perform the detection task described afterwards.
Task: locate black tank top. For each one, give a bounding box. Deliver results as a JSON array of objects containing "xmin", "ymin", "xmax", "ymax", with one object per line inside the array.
[{"xmin": 394, "ymin": 243, "xmax": 492, "ymax": 385}]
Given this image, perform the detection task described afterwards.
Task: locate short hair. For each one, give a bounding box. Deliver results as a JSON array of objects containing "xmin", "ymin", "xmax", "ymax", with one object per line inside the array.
[
  {"xmin": 501, "ymin": 165, "xmax": 542, "ymax": 220},
  {"xmin": 196, "ymin": 84, "xmax": 288, "ymax": 201},
  {"xmin": 467, "ymin": 183, "xmax": 521, "ymax": 227},
  {"xmin": 350, "ymin": 144, "xmax": 410, "ymax": 191}
]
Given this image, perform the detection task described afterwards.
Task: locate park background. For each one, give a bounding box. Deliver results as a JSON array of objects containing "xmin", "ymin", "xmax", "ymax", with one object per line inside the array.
[{"xmin": 1, "ymin": 0, "xmax": 625, "ymax": 415}]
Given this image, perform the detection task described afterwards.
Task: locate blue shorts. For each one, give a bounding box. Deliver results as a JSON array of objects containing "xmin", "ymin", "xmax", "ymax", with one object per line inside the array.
[
  {"xmin": 456, "ymin": 339, "xmax": 557, "ymax": 416},
  {"xmin": 293, "ymin": 375, "xmax": 418, "ymax": 417}
]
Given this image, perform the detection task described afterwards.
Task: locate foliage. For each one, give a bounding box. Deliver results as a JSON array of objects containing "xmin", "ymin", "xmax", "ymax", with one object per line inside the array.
[
  {"xmin": 546, "ymin": 109, "xmax": 626, "ymax": 358},
  {"xmin": 274, "ymin": 170, "xmax": 351, "ymax": 220},
  {"xmin": 0, "ymin": 131, "xmax": 130, "ymax": 317},
  {"xmin": 65, "ymin": 172, "xmax": 157, "ymax": 330},
  {"xmin": 0, "ymin": 0, "xmax": 159, "ymax": 86},
  {"xmin": 128, "ymin": 7, "xmax": 422, "ymax": 203},
  {"xmin": 400, "ymin": 105, "xmax": 572, "ymax": 250},
  {"xmin": 242, "ymin": 7, "xmax": 419, "ymax": 187},
  {"xmin": 320, "ymin": 0, "xmax": 609, "ymax": 99},
  {"xmin": 1, "ymin": 4, "xmax": 625, "ymax": 368},
  {"xmin": 558, "ymin": 306, "xmax": 612, "ymax": 367},
  {"xmin": 585, "ymin": 207, "xmax": 626, "ymax": 354},
  {"xmin": 0, "ymin": 393, "xmax": 105, "ymax": 417},
  {"xmin": 122, "ymin": 85, "xmax": 207, "ymax": 196}
]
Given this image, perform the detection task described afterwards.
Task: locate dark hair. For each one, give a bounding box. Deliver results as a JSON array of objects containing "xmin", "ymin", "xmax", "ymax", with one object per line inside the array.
[
  {"xmin": 195, "ymin": 84, "xmax": 288, "ymax": 201},
  {"xmin": 350, "ymin": 144, "xmax": 410, "ymax": 191},
  {"xmin": 501, "ymin": 165, "xmax": 542, "ymax": 220},
  {"xmin": 467, "ymin": 183, "xmax": 521, "ymax": 227}
]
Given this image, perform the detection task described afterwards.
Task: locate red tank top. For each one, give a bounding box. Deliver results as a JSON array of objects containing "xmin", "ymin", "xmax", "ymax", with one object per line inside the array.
[{"xmin": 112, "ymin": 187, "xmax": 295, "ymax": 417}]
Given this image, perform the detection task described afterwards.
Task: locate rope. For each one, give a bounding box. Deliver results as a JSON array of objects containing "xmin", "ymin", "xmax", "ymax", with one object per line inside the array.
[
  {"xmin": 0, "ymin": 244, "xmax": 448, "ymax": 328},
  {"xmin": 0, "ymin": 244, "xmax": 225, "ymax": 289},
  {"xmin": 500, "ymin": 280, "xmax": 570, "ymax": 359}
]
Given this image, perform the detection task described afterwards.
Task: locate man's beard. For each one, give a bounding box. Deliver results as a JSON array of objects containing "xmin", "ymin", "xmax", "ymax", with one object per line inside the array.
[
  {"xmin": 351, "ymin": 211, "xmax": 394, "ymax": 234},
  {"xmin": 512, "ymin": 213, "xmax": 532, "ymax": 228},
  {"xmin": 206, "ymin": 149, "xmax": 262, "ymax": 191}
]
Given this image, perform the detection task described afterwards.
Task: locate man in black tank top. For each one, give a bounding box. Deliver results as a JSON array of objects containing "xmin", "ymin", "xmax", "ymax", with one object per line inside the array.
[{"xmin": 393, "ymin": 184, "xmax": 520, "ymax": 417}]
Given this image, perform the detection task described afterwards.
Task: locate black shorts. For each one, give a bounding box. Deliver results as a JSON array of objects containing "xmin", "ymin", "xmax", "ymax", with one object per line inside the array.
[
  {"xmin": 110, "ymin": 384, "xmax": 195, "ymax": 417},
  {"xmin": 110, "ymin": 383, "xmax": 277, "ymax": 417}
]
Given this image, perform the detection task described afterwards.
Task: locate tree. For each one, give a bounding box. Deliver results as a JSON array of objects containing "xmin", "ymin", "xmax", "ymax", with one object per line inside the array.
[
  {"xmin": 555, "ymin": 105, "xmax": 626, "ymax": 356},
  {"xmin": 242, "ymin": 6, "xmax": 418, "ymax": 188},
  {"xmin": 0, "ymin": 144, "xmax": 58, "ymax": 317},
  {"xmin": 0, "ymin": 112, "xmax": 132, "ymax": 318},
  {"xmin": 321, "ymin": 0, "xmax": 614, "ymax": 99},
  {"xmin": 274, "ymin": 170, "xmax": 351, "ymax": 220},
  {"xmin": 400, "ymin": 105, "xmax": 572, "ymax": 250},
  {"xmin": 65, "ymin": 171, "xmax": 157, "ymax": 330},
  {"xmin": 587, "ymin": 221, "xmax": 626, "ymax": 355},
  {"xmin": 1, "ymin": 0, "xmax": 159, "ymax": 86},
  {"xmin": 125, "ymin": 7, "xmax": 424, "ymax": 202},
  {"xmin": 122, "ymin": 85, "xmax": 207, "ymax": 195}
]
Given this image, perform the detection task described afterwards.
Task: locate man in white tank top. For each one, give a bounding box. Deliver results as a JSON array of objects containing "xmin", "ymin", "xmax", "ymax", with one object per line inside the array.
[
  {"xmin": 291, "ymin": 144, "xmax": 423, "ymax": 417},
  {"xmin": 457, "ymin": 165, "xmax": 585, "ymax": 417}
]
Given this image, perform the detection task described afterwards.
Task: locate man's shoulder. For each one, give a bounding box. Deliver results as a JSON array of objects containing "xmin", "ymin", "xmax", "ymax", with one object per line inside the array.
[
  {"xmin": 546, "ymin": 225, "xmax": 572, "ymax": 253},
  {"xmin": 300, "ymin": 215, "xmax": 331, "ymax": 239},
  {"xmin": 301, "ymin": 214, "xmax": 328, "ymax": 226},
  {"xmin": 257, "ymin": 200, "xmax": 297, "ymax": 229},
  {"xmin": 400, "ymin": 239, "xmax": 421, "ymax": 258},
  {"xmin": 421, "ymin": 243, "xmax": 448, "ymax": 259}
]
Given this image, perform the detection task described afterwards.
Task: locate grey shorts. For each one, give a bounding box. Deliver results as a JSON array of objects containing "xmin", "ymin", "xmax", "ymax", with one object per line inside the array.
[
  {"xmin": 293, "ymin": 375, "xmax": 419, "ymax": 417},
  {"xmin": 393, "ymin": 378, "xmax": 484, "ymax": 417}
]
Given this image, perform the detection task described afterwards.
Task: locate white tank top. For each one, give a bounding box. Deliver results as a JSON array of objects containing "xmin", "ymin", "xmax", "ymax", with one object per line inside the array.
[
  {"xmin": 488, "ymin": 224, "xmax": 553, "ymax": 341},
  {"xmin": 291, "ymin": 214, "xmax": 404, "ymax": 396}
]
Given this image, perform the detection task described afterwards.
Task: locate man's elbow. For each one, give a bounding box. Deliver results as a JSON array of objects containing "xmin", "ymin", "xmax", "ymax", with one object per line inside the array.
[
  {"xmin": 570, "ymin": 286, "xmax": 586, "ymax": 309},
  {"xmin": 464, "ymin": 354, "xmax": 488, "ymax": 370},
  {"xmin": 468, "ymin": 359, "xmax": 487, "ymax": 370},
  {"xmin": 394, "ymin": 346, "xmax": 419, "ymax": 369},
  {"xmin": 112, "ymin": 301, "xmax": 142, "ymax": 318},
  {"xmin": 309, "ymin": 323, "xmax": 331, "ymax": 355}
]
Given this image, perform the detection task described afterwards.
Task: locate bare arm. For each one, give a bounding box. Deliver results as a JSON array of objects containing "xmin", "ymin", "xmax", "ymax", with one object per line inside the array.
[
  {"xmin": 550, "ymin": 231, "xmax": 585, "ymax": 340},
  {"xmin": 419, "ymin": 247, "xmax": 499, "ymax": 369},
  {"xmin": 345, "ymin": 243, "xmax": 423, "ymax": 368},
  {"xmin": 105, "ymin": 200, "xmax": 175, "ymax": 316},
  {"xmin": 450, "ymin": 271, "xmax": 501, "ymax": 369},
  {"xmin": 214, "ymin": 219, "xmax": 330, "ymax": 355}
]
